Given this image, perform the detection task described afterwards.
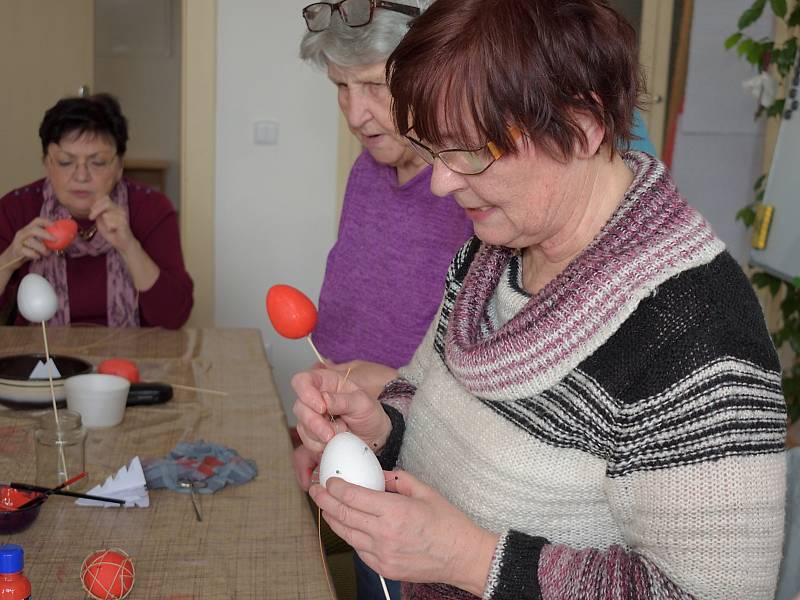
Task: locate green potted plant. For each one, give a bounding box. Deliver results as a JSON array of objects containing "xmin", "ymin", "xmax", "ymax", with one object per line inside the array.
[{"xmin": 726, "ymin": 0, "xmax": 800, "ymax": 427}]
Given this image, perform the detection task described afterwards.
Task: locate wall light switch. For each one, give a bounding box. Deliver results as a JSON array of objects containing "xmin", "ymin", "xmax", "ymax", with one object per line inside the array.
[{"xmin": 254, "ymin": 120, "xmax": 278, "ymax": 145}]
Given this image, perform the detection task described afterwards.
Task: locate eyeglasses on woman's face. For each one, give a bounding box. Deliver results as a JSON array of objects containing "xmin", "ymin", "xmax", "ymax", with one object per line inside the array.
[
  {"xmin": 302, "ymin": 0, "xmax": 420, "ymax": 32},
  {"xmin": 404, "ymin": 134, "xmax": 504, "ymax": 176},
  {"xmin": 47, "ymin": 147, "xmax": 119, "ymax": 178}
]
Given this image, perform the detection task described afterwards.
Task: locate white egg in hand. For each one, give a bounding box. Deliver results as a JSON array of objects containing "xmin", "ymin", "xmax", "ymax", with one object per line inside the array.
[
  {"xmin": 319, "ymin": 432, "xmax": 385, "ymax": 491},
  {"xmin": 17, "ymin": 273, "xmax": 58, "ymax": 323}
]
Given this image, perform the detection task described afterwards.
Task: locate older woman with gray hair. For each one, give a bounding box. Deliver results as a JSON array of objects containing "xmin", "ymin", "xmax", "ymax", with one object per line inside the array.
[
  {"xmin": 293, "ymin": 1, "xmax": 473, "ymax": 598},
  {"xmin": 297, "ymin": 0, "xmax": 474, "ymax": 376}
]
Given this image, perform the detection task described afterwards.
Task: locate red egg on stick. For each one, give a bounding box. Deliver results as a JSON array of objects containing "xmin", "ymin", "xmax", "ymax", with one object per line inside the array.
[
  {"xmin": 43, "ymin": 219, "xmax": 78, "ymax": 251},
  {"xmin": 0, "ymin": 219, "xmax": 77, "ymax": 272},
  {"xmin": 266, "ymin": 284, "xmax": 325, "ymax": 363}
]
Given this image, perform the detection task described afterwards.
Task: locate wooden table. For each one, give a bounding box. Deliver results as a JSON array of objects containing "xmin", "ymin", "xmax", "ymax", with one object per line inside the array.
[{"xmin": 0, "ymin": 327, "xmax": 333, "ymax": 599}]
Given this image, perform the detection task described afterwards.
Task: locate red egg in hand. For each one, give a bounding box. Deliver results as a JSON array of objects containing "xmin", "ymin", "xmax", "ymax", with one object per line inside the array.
[
  {"xmin": 266, "ymin": 284, "xmax": 318, "ymax": 339},
  {"xmin": 43, "ymin": 219, "xmax": 78, "ymax": 251},
  {"xmin": 98, "ymin": 358, "xmax": 140, "ymax": 383}
]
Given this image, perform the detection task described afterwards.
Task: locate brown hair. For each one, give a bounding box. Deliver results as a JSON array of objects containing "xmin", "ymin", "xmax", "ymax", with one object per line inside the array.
[
  {"xmin": 387, "ymin": 0, "xmax": 644, "ymax": 160},
  {"xmin": 39, "ymin": 93, "xmax": 128, "ymax": 157}
]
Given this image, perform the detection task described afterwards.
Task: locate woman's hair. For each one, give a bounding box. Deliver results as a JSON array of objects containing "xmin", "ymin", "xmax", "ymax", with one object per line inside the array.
[
  {"xmin": 38, "ymin": 93, "xmax": 129, "ymax": 156},
  {"xmin": 387, "ymin": 0, "xmax": 644, "ymax": 160},
  {"xmin": 300, "ymin": 1, "xmax": 430, "ymax": 69}
]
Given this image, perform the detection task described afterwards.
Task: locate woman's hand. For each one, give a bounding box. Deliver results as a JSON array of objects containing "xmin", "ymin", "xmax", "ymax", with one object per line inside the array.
[
  {"xmin": 0, "ymin": 217, "xmax": 55, "ymax": 269},
  {"xmin": 292, "ymin": 444, "xmax": 321, "ymax": 491},
  {"xmin": 89, "ymin": 195, "xmax": 160, "ymax": 291},
  {"xmin": 318, "ymin": 360, "xmax": 398, "ymax": 400},
  {"xmin": 309, "ymin": 470, "xmax": 499, "ymax": 595},
  {"xmin": 291, "ymin": 367, "xmax": 392, "ymax": 456},
  {"xmin": 90, "ymin": 195, "xmax": 135, "ymax": 252}
]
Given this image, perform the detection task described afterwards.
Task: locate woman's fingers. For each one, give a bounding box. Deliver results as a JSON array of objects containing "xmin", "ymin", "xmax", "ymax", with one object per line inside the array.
[
  {"xmin": 293, "ymin": 393, "xmax": 335, "ymax": 435},
  {"xmin": 292, "ymin": 370, "xmax": 333, "ymax": 414},
  {"xmin": 16, "ymin": 231, "xmax": 51, "ymax": 261},
  {"xmin": 11, "ymin": 219, "xmax": 56, "ymax": 261},
  {"xmin": 314, "ymin": 477, "xmax": 390, "ymax": 517},
  {"xmin": 321, "ymin": 507, "xmax": 380, "ymax": 554},
  {"xmin": 294, "ymin": 421, "xmax": 328, "ymax": 454},
  {"xmin": 88, "ymin": 195, "xmax": 114, "ymax": 221},
  {"xmin": 291, "ymin": 445, "xmax": 320, "ymax": 490},
  {"xmin": 91, "ymin": 197, "xmax": 135, "ymax": 250},
  {"xmin": 291, "ymin": 367, "xmax": 391, "ymax": 458},
  {"xmin": 309, "ymin": 481, "xmax": 384, "ymax": 546}
]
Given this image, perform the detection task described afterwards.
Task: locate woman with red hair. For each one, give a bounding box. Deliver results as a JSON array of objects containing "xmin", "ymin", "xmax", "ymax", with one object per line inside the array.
[{"xmin": 293, "ymin": 1, "xmax": 787, "ymax": 598}]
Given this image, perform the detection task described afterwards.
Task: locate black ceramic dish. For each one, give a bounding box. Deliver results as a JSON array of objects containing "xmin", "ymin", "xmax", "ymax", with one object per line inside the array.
[
  {"xmin": 0, "ymin": 354, "xmax": 172, "ymax": 408},
  {"xmin": 0, "ymin": 354, "xmax": 92, "ymax": 406}
]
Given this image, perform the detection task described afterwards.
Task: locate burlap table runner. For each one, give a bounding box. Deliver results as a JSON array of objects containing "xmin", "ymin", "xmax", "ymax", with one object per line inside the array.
[{"xmin": 0, "ymin": 326, "xmax": 333, "ymax": 599}]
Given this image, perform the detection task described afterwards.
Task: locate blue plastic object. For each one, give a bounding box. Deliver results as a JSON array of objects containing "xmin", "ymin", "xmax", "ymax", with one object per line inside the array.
[{"xmin": 0, "ymin": 544, "xmax": 24, "ymax": 574}]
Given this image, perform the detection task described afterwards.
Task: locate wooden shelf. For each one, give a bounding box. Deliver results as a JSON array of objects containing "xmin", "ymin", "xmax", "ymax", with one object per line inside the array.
[{"xmin": 123, "ymin": 158, "xmax": 170, "ymax": 192}]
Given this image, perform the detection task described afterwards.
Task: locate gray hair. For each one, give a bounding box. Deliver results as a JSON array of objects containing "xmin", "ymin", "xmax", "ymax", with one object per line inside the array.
[{"xmin": 300, "ymin": 1, "xmax": 431, "ymax": 69}]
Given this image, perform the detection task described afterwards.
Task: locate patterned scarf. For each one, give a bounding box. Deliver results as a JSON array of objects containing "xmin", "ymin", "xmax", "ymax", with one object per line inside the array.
[{"xmin": 30, "ymin": 179, "xmax": 140, "ymax": 327}]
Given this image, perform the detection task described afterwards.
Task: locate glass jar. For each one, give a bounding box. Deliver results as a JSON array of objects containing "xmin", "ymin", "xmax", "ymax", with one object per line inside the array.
[{"xmin": 34, "ymin": 410, "xmax": 86, "ymax": 489}]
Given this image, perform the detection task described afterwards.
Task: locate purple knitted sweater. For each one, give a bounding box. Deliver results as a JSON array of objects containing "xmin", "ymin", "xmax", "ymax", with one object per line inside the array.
[{"xmin": 313, "ymin": 151, "xmax": 473, "ymax": 368}]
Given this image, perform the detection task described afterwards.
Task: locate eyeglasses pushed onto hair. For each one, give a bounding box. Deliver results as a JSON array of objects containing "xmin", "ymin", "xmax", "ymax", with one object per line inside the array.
[{"xmin": 303, "ymin": 0, "xmax": 420, "ymax": 32}]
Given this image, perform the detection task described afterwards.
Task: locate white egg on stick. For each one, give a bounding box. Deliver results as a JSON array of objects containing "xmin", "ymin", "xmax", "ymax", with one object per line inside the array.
[
  {"xmin": 319, "ymin": 431, "xmax": 391, "ymax": 600},
  {"xmin": 319, "ymin": 432, "xmax": 385, "ymax": 491},
  {"xmin": 16, "ymin": 273, "xmax": 69, "ymax": 483},
  {"xmin": 17, "ymin": 273, "xmax": 58, "ymax": 323}
]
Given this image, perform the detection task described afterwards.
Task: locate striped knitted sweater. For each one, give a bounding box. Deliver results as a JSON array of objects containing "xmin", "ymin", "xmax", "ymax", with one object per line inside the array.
[{"xmin": 378, "ymin": 152, "xmax": 787, "ymax": 600}]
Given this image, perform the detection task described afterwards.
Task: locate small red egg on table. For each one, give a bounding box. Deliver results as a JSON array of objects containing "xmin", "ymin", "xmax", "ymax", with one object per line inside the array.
[{"xmin": 98, "ymin": 358, "xmax": 140, "ymax": 383}]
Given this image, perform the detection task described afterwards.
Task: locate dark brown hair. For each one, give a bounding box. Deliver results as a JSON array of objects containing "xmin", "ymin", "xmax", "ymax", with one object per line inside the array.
[
  {"xmin": 387, "ymin": 0, "xmax": 643, "ymax": 160},
  {"xmin": 39, "ymin": 93, "xmax": 129, "ymax": 156}
]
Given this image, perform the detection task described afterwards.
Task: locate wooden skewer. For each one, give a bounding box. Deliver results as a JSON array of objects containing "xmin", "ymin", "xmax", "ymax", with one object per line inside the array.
[
  {"xmin": 318, "ymin": 507, "xmax": 338, "ymax": 600},
  {"xmin": 169, "ymin": 383, "xmax": 229, "ymax": 397},
  {"xmin": 340, "ymin": 367, "xmax": 352, "ymax": 388},
  {"xmin": 41, "ymin": 321, "xmax": 69, "ymax": 484},
  {"xmin": 367, "ymin": 361, "xmax": 388, "ymax": 600},
  {"xmin": 327, "ymin": 367, "xmax": 352, "ymax": 424},
  {"xmin": 379, "ymin": 575, "xmax": 391, "ymax": 600},
  {"xmin": 307, "ymin": 334, "xmax": 326, "ymax": 365},
  {"xmin": 321, "ymin": 367, "xmax": 391, "ymax": 600},
  {"xmin": 318, "ymin": 366, "xmax": 353, "ymax": 599}
]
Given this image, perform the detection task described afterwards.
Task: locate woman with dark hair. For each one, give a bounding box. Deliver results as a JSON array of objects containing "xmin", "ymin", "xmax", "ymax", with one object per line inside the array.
[
  {"xmin": 291, "ymin": 1, "xmax": 787, "ymax": 598},
  {"xmin": 0, "ymin": 93, "xmax": 193, "ymax": 328}
]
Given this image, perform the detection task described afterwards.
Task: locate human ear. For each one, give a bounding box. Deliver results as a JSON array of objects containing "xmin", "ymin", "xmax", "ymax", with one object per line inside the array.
[{"xmin": 572, "ymin": 110, "xmax": 605, "ymax": 158}]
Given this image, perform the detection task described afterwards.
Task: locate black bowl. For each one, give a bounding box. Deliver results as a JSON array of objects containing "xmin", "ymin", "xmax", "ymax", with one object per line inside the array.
[
  {"xmin": 0, "ymin": 485, "xmax": 44, "ymax": 534},
  {"xmin": 0, "ymin": 354, "xmax": 92, "ymax": 407}
]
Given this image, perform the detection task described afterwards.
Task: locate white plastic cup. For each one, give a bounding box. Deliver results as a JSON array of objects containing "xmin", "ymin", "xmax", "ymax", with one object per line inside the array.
[{"xmin": 64, "ymin": 374, "xmax": 130, "ymax": 428}]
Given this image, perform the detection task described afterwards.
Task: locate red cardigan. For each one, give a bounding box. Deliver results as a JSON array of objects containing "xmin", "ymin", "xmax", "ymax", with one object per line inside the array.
[{"xmin": 0, "ymin": 179, "xmax": 194, "ymax": 329}]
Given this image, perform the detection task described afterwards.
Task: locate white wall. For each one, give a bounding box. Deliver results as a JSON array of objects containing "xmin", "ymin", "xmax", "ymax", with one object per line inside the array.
[
  {"xmin": 215, "ymin": 0, "xmax": 339, "ymax": 419},
  {"xmin": 670, "ymin": 0, "xmax": 771, "ymax": 265},
  {"xmin": 94, "ymin": 0, "xmax": 182, "ymax": 207}
]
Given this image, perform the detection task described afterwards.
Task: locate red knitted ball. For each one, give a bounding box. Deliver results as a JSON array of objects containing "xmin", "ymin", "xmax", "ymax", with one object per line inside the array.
[{"xmin": 80, "ymin": 549, "xmax": 135, "ymax": 600}]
